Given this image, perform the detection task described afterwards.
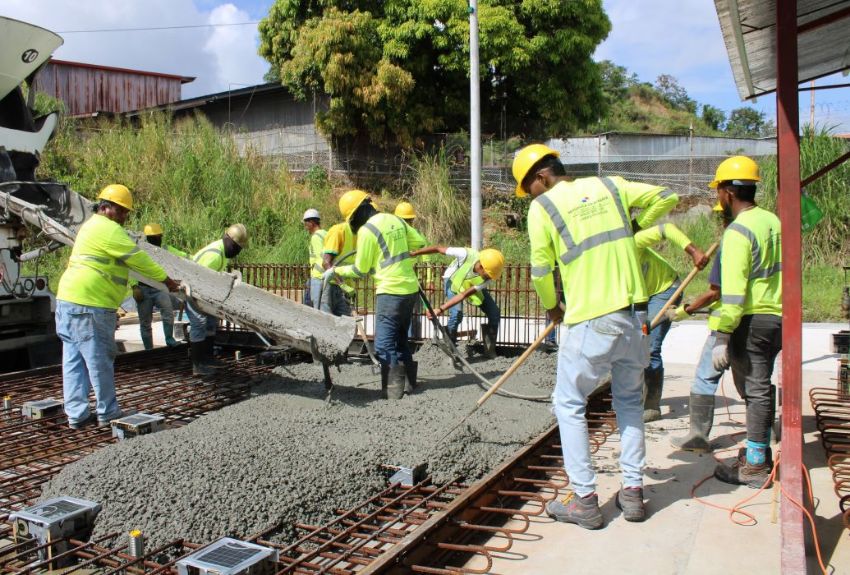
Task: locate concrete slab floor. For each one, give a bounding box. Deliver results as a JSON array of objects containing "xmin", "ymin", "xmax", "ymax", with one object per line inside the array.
[{"xmin": 461, "ymin": 342, "xmax": 848, "ymax": 573}]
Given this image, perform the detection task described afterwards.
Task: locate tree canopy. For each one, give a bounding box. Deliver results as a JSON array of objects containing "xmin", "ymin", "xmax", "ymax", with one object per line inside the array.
[{"xmin": 258, "ymin": 0, "xmax": 611, "ymax": 147}]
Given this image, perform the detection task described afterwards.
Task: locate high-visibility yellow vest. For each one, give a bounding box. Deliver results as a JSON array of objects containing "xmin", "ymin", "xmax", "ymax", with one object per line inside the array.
[
  {"xmin": 309, "ymin": 229, "xmax": 328, "ymax": 279},
  {"xmin": 717, "ymin": 206, "xmax": 782, "ymax": 332},
  {"xmin": 336, "ymin": 213, "xmax": 426, "ymax": 295},
  {"xmin": 57, "ymin": 214, "xmax": 167, "ymax": 309},
  {"xmin": 707, "ymin": 300, "xmax": 722, "ymax": 331},
  {"xmin": 323, "ymin": 223, "xmax": 357, "ymax": 293},
  {"xmin": 166, "ymin": 244, "xmax": 189, "ymax": 258},
  {"xmin": 634, "ymin": 223, "xmax": 692, "ymax": 296},
  {"xmin": 194, "ymin": 239, "xmax": 226, "ymax": 272},
  {"xmin": 528, "ymin": 176, "xmax": 677, "ymax": 324},
  {"xmin": 449, "ymin": 248, "xmax": 486, "ymax": 306}
]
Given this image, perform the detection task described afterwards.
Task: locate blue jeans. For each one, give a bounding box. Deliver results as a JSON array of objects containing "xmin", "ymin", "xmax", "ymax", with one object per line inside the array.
[
  {"xmin": 444, "ymin": 279, "xmax": 500, "ymax": 334},
  {"xmin": 691, "ymin": 332, "xmax": 725, "ymax": 395},
  {"xmin": 55, "ymin": 300, "xmax": 120, "ymax": 424},
  {"xmin": 374, "ymin": 293, "xmax": 416, "ymax": 366},
  {"xmin": 646, "ymin": 282, "xmax": 681, "ymax": 373},
  {"xmin": 318, "ymin": 282, "xmax": 351, "ymax": 316},
  {"xmin": 307, "ymin": 278, "xmax": 322, "ymax": 308},
  {"xmin": 554, "ymin": 310, "xmax": 649, "ymax": 496},
  {"xmin": 137, "ymin": 284, "xmax": 174, "ymax": 347},
  {"xmin": 186, "ymin": 301, "xmax": 218, "ymax": 343}
]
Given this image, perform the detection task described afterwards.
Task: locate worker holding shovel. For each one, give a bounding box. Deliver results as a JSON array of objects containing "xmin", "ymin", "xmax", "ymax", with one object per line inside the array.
[{"xmin": 410, "ymin": 245, "xmax": 505, "ymax": 358}]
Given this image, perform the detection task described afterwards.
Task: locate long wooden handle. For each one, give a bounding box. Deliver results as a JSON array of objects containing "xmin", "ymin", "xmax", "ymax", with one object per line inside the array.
[
  {"xmin": 476, "ymin": 321, "xmax": 558, "ymax": 407},
  {"xmin": 649, "ymin": 241, "xmax": 719, "ymax": 329}
]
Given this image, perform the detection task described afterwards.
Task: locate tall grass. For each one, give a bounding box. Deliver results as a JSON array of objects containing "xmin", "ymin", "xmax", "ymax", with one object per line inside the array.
[
  {"xmin": 759, "ymin": 127, "xmax": 850, "ymax": 263},
  {"xmin": 30, "ymin": 113, "xmax": 339, "ymax": 288},
  {"xmin": 404, "ymin": 150, "xmax": 470, "ymax": 245}
]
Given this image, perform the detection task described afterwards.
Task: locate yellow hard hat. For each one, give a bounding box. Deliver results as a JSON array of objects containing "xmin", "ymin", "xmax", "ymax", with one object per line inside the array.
[
  {"xmin": 143, "ymin": 223, "xmax": 163, "ymax": 236},
  {"xmin": 394, "ymin": 201, "xmax": 416, "ymax": 220},
  {"xmin": 512, "ymin": 144, "xmax": 560, "ymax": 198},
  {"xmin": 712, "ymin": 202, "xmax": 723, "ymax": 212},
  {"xmin": 225, "ymin": 223, "xmax": 248, "ymax": 247},
  {"xmin": 339, "ymin": 189, "xmax": 371, "ymax": 221},
  {"xmin": 97, "ymin": 184, "xmax": 133, "ymax": 210},
  {"xmin": 709, "ymin": 155, "xmax": 760, "ymax": 189},
  {"xmin": 478, "ymin": 248, "xmax": 505, "ymax": 281}
]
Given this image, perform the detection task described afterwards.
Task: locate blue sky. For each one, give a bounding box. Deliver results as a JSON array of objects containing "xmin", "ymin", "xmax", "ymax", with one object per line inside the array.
[{"xmin": 4, "ymin": 0, "xmax": 848, "ymax": 133}]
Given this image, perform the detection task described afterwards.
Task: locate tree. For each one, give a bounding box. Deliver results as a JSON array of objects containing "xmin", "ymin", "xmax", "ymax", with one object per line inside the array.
[
  {"xmin": 701, "ymin": 104, "xmax": 725, "ymax": 131},
  {"xmin": 258, "ymin": 0, "xmax": 611, "ymax": 146},
  {"xmin": 654, "ymin": 74, "xmax": 696, "ymax": 113},
  {"xmin": 726, "ymin": 107, "xmax": 770, "ymax": 137}
]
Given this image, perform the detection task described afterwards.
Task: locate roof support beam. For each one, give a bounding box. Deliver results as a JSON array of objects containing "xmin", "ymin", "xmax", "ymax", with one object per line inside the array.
[
  {"xmin": 776, "ymin": 1, "xmax": 806, "ymax": 573},
  {"xmin": 801, "ymin": 149, "xmax": 850, "ymax": 188},
  {"xmin": 798, "ymin": 5, "xmax": 850, "ymax": 34}
]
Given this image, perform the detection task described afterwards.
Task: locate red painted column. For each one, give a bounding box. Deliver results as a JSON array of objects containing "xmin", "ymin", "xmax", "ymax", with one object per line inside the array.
[{"xmin": 776, "ymin": 1, "xmax": 806, "ymax": 572}]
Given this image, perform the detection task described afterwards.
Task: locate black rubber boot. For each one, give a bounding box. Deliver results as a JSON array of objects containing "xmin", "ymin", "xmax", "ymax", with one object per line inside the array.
[
  {"xmin": 204, "ymin": 337, "xmax": 224, "ymax": 368},
  {"xmin": 481, "ymin": 323, "xmax": 497, "ymax": 359},
  {"xmin": 671, "ymin": 394, "xmax": 716, "ymax": 452},
  {"xmin": 386, "ymin": 364, "xmax": 406, "ymax": 400},
  {"xmin": 404, "ymin": 361, "xmax": 418, "ymax": 394},
  {"xmin": 643, "ymin": 369, "xmax": 664, "ymax": 422},
  {"xmin": 380, "ymin": 364, "xmax": 390, "ymax": 399},
  {"xmin": 191, "ymin": 342, "xmax": 215, "ymax": 376}
]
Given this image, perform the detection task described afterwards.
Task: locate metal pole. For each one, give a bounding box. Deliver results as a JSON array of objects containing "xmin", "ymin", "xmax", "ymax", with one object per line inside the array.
[
  {"xmin": 776, "ymin": 1, "xmax": 805, "ymax": 572},
  {"xmin": 469, "ymin": 0, "xmax": 482, "ymax": 250}
]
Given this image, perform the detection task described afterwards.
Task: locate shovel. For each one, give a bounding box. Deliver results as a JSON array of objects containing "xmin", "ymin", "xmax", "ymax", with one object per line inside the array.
[
  {"xmin": 434, "ymin": 321, "xmax": 558, "ymax": 447},
  {"xmin": 649, "ymin": 241, "xmax": 719, "ymax": 330}
]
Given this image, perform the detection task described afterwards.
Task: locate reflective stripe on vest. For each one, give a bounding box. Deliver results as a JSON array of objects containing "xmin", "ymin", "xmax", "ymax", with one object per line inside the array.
[
  {"xmin": 726, "ymin": 222, "xmax": 783, "ymax": 280},
  {"xmin": 450, "ymin": 249, "xmax": 485, "ymax": 305},
  {"xmin": 362, "ymin": 217, "xmax": 411, "ymax": 269},
  {"xmin": 68, "ymin": 255, "xmax": 128, "ymax": 286},
  {"xmin": 534, "ymin": 177, "xmax": 633, "ymax": 267}
]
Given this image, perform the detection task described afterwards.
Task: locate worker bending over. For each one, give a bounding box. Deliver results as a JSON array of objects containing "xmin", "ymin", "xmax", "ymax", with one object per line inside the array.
[
  {"xmin": 668, "ymin": 203, "xmax": 730, "ymax": 452},
  {"xmin": 634, "ymin": 223, "xmax": 708, "ymax": 422},
  {"xmin": 320, "ymin": 220, "xmax": 356, "ymax": 316},
  {"xmin": 133, "ymin": 223, "xmax": 188, "ymax": 349},
  {"xmin": 410, "ymin": 245, "xmax": 505, "ymax": 358},
  {"xmin": 331, "ymin": 190, "xmax": 426, "ymax": 399},
  {"xmin": 710, "ymin": 156, "xmax": 782, "ymax": 488},
  {"xmin": 302, "ymin": 209, "xmax": 326, "ymax": 308},
  {"xmin": 513, "ymin": 144, "xmax": 677, "ymax": 528},
  {"xmin": 56, "ymin": 185, "xmax": 179, "ymax": 429},
  {"xmin": 187, "ymin": 223, "xmax": 248, "ymax": 376}
]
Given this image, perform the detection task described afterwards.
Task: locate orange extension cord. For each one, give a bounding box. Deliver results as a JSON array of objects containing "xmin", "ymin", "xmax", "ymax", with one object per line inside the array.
[{"xmin": 688, "ymin": 373, "xmax": 831, "ymax": 574}]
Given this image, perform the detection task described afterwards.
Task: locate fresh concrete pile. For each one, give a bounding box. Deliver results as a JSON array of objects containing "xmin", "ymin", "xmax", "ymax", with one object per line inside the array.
[{"xmin": 41, "ymin": 344, "xmax": 559, "ymax": 547}]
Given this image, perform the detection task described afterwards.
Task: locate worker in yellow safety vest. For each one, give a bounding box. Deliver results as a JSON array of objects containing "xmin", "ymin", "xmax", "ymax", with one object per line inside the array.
[
  {"xmin": 331, "ymin": 190, "xmax": 426, "ymax": 399},
  {"xmin": 320, "ymin": 219, "xmax": 357, "ymax": 316},
  {"xmin": 393, "ymin": 201, "xmax": 435, "ymax": 341},
  {"xmin": 56, "ymin": 184, "xmax": 180, "ymax": 429},
  {"xmin": 187, "ymin": 223, "xmax": 248, "ymax": 376},
  {"xmin": 634, "ymin": 223, "xmax": 708, "ymax": 422},
  {"xmin": 410, "ymin": 245, "xmax": 505, "ymax": 359},
  {"xmin": 708, "ymin": 156, "xmax": 782, "ymax": 489},
  {"xmin": 668, "ymin": 202, "xmax": 732, "ymax": 452},
  {"xmin": 302, "ymin": 208, "xmax": 326, "ymax": 308},
  {"xmin": 131, "ymin": 222, "xmax": 189, "ymax": 349},
  {"xmin": 513, "ymin": 144, "xmax": 678, "ymax": 529}
]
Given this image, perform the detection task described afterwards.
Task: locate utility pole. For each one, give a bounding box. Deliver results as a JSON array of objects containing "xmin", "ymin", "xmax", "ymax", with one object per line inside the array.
[{"xmin": 469, "ymin": 0, "xmax": 482, "ymax": 250}]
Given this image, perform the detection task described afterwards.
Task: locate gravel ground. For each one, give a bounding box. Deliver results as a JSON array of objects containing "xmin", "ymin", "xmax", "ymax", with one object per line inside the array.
[{"xmin": 41, "ymin": 343, "xmax": 559, "ymax": 548}]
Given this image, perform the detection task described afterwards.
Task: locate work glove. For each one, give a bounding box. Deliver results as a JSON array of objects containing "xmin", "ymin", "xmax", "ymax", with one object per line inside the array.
[
  {"xmin": 712, "ymin": 331, "xmax": 731, "ymax": 371},
  {"xmin": 132, "ymin": 285, "xmax": 144, "ymax": 303},
  {"xmin": 665, "ymin": 304, "xmax": 690, "ymax": 323}
]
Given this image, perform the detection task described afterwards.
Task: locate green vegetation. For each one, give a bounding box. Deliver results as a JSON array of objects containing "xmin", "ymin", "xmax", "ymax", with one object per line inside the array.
[
  {"xmin": 259, "ymin": 0, "xmax": 611, "ymax": 145},
  {"xmin": 404, "ymin": 150, "xmax": 469, "ymax": 245}
]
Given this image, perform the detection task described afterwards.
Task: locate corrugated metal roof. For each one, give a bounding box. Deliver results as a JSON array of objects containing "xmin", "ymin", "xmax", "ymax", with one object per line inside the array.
[{"xmin": 715, "ymin": 0, "xmax": 850, "ymax": 99}]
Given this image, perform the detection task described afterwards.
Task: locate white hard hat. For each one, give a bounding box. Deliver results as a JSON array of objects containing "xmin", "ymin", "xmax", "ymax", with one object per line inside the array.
[{"xmin": 302, "ymin": 208, "xmax": 320, "ymax": 221}]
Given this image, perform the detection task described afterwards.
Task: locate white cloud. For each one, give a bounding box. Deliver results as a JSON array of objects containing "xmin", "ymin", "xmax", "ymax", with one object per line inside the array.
[{"xmin": 1, "ymin": 0, "xmax": 268, "ymax": 99}]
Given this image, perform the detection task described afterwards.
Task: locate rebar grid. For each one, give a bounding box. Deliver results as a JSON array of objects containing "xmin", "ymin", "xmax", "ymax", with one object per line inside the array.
[{"xmin": 809, "ymin": 387, "xmax": 850, "ymax": 529}]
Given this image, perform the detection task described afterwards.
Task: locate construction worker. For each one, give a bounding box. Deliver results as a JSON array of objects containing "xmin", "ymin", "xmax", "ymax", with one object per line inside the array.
[
  {"xmin": 133, "ymin": 223, "xmax": 188, "ymax": 350},
  {"xmin": 410, "ymin": 245, "xmax": 505, "ymax": 358},
  {"xmin": 635, "ymin": 223, "xmax": 708, "ymax": 422},
  {"xmin": 394, "ymin": 201, "xmax": 431, "ymax": 340},
  {"xmin": 513, "ymin": 144, "xmax": 678, "ymax": 528},
  {"xmin": 709, "ymin": 156, "xmax": 782, "ymax": 488},
  {"xmin": 669, "ymin": 202, "xmax": 730, "ymax": 452},
  {"xmin": 56, "ymin": 185, "xmax": 180, "ymax": 429},
  {"xmin": 331, "ymin": 190, "xmax": 426, "ymax": 399},
  {"xmin": 320, "ymin": 220, "xmax": 356, "ymax": 316},
  {"xmin": 187, "ymin": 223, "xmax": 248, "ymax": 376},
  {"xmin": 302, "ymin": 209, "xmax": 326, "ymax": 308}
]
